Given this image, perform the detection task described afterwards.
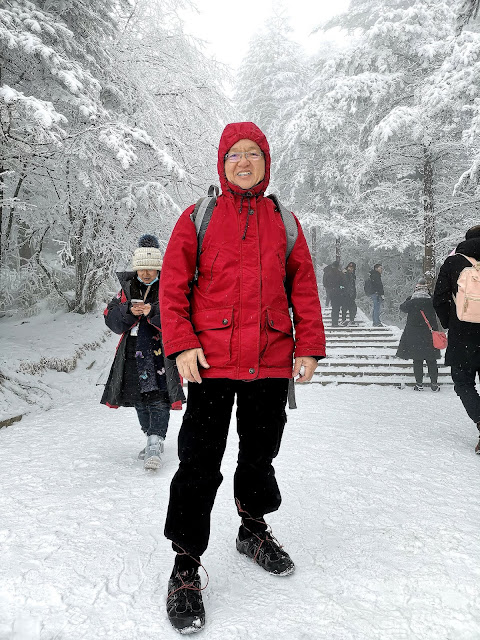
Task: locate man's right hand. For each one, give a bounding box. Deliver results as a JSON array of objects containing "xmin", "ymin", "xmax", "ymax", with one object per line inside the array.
[{"xmin": 176, "ymin": 348, "xmax": 210, "ymax": 383}]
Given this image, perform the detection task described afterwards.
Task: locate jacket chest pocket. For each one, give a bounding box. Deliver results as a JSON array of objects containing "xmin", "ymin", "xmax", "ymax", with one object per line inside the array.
[
  {"xmin": 191, "ymin": 307, "xmax": 234, "ymax": 366},
  {"xmin": 260, "ymin": 307, "xmax": 294, "ymax": 368}
]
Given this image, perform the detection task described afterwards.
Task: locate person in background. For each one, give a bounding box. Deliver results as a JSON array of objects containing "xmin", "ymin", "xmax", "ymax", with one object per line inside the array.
[
  {"xmin": 367, "ymin": 263, "xmax": 385, "ymax": 327},
  {"xmin": 396, "ymin": 277, "xmax": 441, "ymax": 391},
  {"xmin": 433, "ymin": 225, "xmax": 480, "ymax": 453},
  {"xmin": 101, "ymin": 234, "xmax": 185, "ymax": 469},
  {"xmin": 341, "ymin": 261, "xmax": 357, "ymax": 326},
  {"xmin": 327, "ymin": 261, "xmax": 346, "ymax": 327},
  {"xmin": 159, "ymin": 122, "xmax": 326, "ymax": 634},
  {"xmin": 323, "ymin": 261, "xmax": 338, "ymax": 308}
]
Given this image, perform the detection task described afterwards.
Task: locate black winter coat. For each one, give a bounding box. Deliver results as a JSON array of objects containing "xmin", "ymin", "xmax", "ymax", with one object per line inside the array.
[
  {"xmin": 368, "ymin": 269, "xmax": 384, "ymax": 296},
  {"xmin": 433, "ymin": 237, "xmax": 480, "ymax": 367},
  {"xmin": 323, "ymin": 264, "xmax": 337, "ymax": 289},
  {"xmin": 396, "ymin": 296, "xmax": 440, "ymax": 361},
  {"xmin": 101, "ymin": 272, "xmax": 185, "ymax": 408},
  {"xmin": 343, "ymin": 271, "xmax": 356, "ymax": 300},
  {"xmin": 326, "ymin": 268, "xmax": 347, "ymax": 300}
]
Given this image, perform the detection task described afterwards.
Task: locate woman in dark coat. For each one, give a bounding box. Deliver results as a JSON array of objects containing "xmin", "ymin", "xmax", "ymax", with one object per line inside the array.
[
  {"xmin": 341, "ymin": 261, "xmax": 357, "ymax": 325},
  {"xmin": 101, "ymin": 234, "xmax": 185, "ymax": 469},
  {"xmin": 396, "ymin": 278, "xmax": 441, "ymax": 391}
]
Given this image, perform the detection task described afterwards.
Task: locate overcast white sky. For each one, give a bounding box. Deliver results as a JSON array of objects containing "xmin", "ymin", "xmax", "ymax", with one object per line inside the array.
[{"xmin": 180, "ymin": 0, "xmax": 350, "ymax": 71}]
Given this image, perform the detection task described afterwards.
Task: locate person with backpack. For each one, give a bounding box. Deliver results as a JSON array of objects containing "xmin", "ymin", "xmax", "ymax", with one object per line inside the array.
[
  {"xmin": 433, "ymin": 225, "xmax": 480, "ymax": 453},
  {"xmin": 396, "ymin": 278, "xmax": 441, "ymax": 391},
  {"xmin": 365, "ymin": 263, "xmax": 385, "ymax": 326},
  {"xmin": 159, "ymin": 122, "xmax": 326, "ymax": 634},
  {"xmin": 101, "ymin": 235, "xmax": 185, "ymax": 469}
]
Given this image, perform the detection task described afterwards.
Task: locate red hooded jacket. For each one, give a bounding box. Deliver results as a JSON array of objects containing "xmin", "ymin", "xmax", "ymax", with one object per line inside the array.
[{"xmin": 159, "ymin": 122, "xmax": 325, "ymax": 380}]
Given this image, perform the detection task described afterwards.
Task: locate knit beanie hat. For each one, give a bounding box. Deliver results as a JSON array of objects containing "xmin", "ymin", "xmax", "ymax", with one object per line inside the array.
[
  {"xmin": 414, "ymin": 277, "xmax": 429, "ymax": 293},
  {"xmin": 131, "ymin": 234, "xmax": 162, "ymax": 271}
]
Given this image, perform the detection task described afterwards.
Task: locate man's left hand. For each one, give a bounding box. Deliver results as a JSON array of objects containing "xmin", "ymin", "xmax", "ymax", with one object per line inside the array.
[{"xmin": 292, "ymin": 356, "xmax": 318, "ymax": 383}]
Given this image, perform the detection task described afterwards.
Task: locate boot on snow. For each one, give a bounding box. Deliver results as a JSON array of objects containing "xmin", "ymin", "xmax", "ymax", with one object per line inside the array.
[
  {"xmin": 144, "ymin": 435, "xmax": 164, "ymax": 470},
  {"xmin": 236, "ymin": 527, "xmax": 295, "ymax": 576},
  {"xmin": 166, "ymin": 567, "xmax": 205, "ymax": 634},
  {"xmin": 138, "ymin": 447, "xmax": 146, "ymax": 460}
]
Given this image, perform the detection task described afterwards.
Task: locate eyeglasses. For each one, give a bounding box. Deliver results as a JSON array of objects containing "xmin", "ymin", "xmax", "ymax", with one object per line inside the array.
[{"xmin": 224, "ymin": 151, "xmax": 264, "ymax": 163}]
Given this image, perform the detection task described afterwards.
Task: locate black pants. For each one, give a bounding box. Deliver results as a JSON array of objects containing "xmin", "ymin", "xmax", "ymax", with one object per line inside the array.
[
  {"xmin": 451, "ymin": 365, "xmax": 480, "ymax": 423},
  {"xmin": 165, "ymin": 378, "xmax": 289, "ymax": 557},
  {"xmin": 331, "ymin": 295, "xmax": 343, "ymax": 326},
  {"xmin": 413, "ymin": 360, "xmax": 438, "ymax": 385},
  {"xmin": 342, "ymin": 299, "xmax": 357, "ymax": 323}
]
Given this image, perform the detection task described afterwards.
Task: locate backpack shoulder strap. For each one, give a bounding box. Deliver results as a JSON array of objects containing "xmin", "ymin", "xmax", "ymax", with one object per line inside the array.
[
  {"xmin": 190, "ymin": 185, "xmax": 219, "ymax": 258},
  {"xmin": 267, "ymin": 194, "xmax": 298, "ymax": 261},
  {"xmin": 455, "ymin": 253, "xmax": 480, "ymax": 269}
]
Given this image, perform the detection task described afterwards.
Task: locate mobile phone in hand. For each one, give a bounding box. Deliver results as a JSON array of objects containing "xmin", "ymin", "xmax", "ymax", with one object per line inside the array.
[{"xmin": 131, "ymin": 299, "xmax": 143, "ymax": 305}]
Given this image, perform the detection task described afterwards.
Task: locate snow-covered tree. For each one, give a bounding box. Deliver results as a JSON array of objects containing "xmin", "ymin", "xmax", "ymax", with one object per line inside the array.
[
  {"xmin": 1, "ymin": 0, "xmax": 230, "ymax": 313},
  {"xmin": 283, "ymin": 0, "xmax": 480, "ymax": 281},
  {"xmin": 233, "ymin": 1, "xmax": 307, "ymax": 175}
]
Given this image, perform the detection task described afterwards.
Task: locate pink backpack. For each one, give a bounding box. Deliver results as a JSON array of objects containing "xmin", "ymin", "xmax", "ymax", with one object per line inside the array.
[{"xmin": 454, "ymin": 254, "xmax": 480, "ymax": 322}]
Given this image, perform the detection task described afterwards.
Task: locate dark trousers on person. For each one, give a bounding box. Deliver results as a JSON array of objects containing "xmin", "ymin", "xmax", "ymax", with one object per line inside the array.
[
  {"xmin": 342, "ymin": 299, "xmax": 357, "ymax": 323},
  {"xmin": 413, "ymin": 360, "xmax": 438, "ymax": 385},
  {"xmin": 325, "ymin": 288, "xmax": 332, "ymax": 308},
  {"xmin": 164, "ymin": 378, "xmax": 289, "ymax": 558},
  {"xmin": 134, "ymin": 398, "xmax": 170, "ymax": 438},
  {"xmin": 451, "ymin": 365, "xmax": 480, "ymax": 423},
  {"xmin": 331, "ymin": 294, "xmax": 343, "ymax": 326}
]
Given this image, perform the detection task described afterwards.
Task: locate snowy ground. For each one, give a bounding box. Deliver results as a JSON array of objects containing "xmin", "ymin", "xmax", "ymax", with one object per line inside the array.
[
  {"xmin": 2, "ymin": 320, "xmax": 480, "ymax": 640},
  {"xmin": 0, "ymin": 310, "xmax": 110, "ymax": 422}
]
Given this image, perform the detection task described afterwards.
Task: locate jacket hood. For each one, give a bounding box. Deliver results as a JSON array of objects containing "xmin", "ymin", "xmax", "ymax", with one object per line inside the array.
[
  {"xmin": 217, "ymin": 122, "xmax": 270, "ymax": 196},
  {"xmin": 455, "ymin": 237, "xmax": 480, "ymax": 261}
]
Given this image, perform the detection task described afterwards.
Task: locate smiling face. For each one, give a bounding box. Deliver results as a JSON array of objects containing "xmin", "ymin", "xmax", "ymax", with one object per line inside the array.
[
  {"xmin": 224, "ymin": 139, "xmax": 265, "ymax": 190},
  {"xmin": 137, "ymin": 269, "xmax": 158, "ymax": 283}
]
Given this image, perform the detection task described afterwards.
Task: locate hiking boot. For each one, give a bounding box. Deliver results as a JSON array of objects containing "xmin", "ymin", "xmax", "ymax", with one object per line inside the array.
[
  {"xmin": 166, "ymin": 567, "xmax": 205, "ymax": 634},
  {"xmin": 413, "ymin": 384, "xmax": 424, "ymax": 391},
  {"xmin": 144, "ymin": 435, "xmax": 164, "ymax": 470},
  {"xmin": 138, "ymin": 447, "xmax": 146, "ymax": 460},
  {"xmin": 236, "ymin": 529, "xmax": 295, "ymax": 576},
  {"xmin": 431, "ymin": 384, "xmax": 440, "ymax": 393}
]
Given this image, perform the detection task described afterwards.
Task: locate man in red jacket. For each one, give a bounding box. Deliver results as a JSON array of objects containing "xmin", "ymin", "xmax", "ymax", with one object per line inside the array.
[{"xmin": 160, "ymin": 122, "xmax": 325, "ymax": 634}]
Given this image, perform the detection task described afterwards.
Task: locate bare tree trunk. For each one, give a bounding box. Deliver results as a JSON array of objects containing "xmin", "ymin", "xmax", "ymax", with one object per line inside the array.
[
  {"xmin": 423, "ymin": 144, "xmax": 435, "ymax": 285},
  {"xmin": 335, "ymin": 237, "xmax": 341, "ymax": 264},
  {"xmin": 0, "ymin": 164, "xmax": 4, "ymax": 265},
  {"xmin": 5, "ymin": 167, "xmax": 27, "ymax": 248}
]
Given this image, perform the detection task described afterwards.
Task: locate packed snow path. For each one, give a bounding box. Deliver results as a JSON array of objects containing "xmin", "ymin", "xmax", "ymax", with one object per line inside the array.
[{"xmin": 2, "ymin": 366, "xmax": 480, "ymax": 639}]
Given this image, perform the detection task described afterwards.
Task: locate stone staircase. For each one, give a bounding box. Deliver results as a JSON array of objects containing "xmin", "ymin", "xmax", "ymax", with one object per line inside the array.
[{"xmin": 313, "ymin": 307, "xmax": 452, "ymax": 387}]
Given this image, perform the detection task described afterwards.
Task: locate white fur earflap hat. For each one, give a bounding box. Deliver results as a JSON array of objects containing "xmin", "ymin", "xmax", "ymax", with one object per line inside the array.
[{"xmin": 131, "ymin": 234, "xmax": 163, "ymax": 271}]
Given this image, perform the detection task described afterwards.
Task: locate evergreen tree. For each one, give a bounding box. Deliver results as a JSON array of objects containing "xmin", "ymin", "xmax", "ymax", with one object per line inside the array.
[
  {"xmin": 233, "ymin": 0, "xmax": 307, "ymax": 181},
  {"xmin": 284, "ymin": 0, "xmax": 480, "ymax": 280},
  {"xmin": 1, "ymin": 0, "xmax": 230, "ymax": 313}
]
